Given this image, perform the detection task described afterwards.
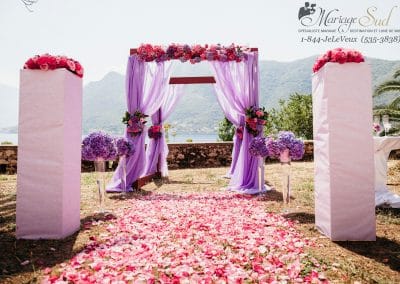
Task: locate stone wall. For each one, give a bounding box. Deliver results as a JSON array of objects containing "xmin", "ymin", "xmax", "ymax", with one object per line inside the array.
[
  {"xmin": 0, "ymin": 146, "xmax": 17, "ymax": 174},
  {"xmin": 1, "ymin": 141, "xmax": 400, "ymax": 174},
  {"xmin": 167, "ymin": 142, "xmax": 234, "ymax": 169}
]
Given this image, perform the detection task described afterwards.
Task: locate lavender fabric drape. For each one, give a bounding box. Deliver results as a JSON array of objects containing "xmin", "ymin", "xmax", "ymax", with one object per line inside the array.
[
  {"xmin": 143, "ymin": 85, "xmax": 185, "ymax": 177},
  {"xmin": 211, "ymin": 52, "xmax": 265, "ymax": 194},
  {"xmin": 107, "ymin": 56, "xmax": 172, "ymax": 192}
]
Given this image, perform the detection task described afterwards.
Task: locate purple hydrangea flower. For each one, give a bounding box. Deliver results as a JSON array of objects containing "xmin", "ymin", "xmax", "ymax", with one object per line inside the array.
[
  {"xmin": 115, "ymin": 137, "xmax": 135, "ymax": 157},
  {"xmin": 289, "ymin": 139, "xmax": 305, "ymax": 160},
  {"xmin": 266, "ymin": 131, "xmax": 305, "ymax": 160},
  {"xmin": 249, "ymin": 137, "xmax": 269, "ymax": 157},
  {"xmin": 265, "ymin": 137, "xmax": 281, "ymax": 158},
  {"xmin": 82, "ymin": 131, "xmax": 117, "ymax": 161}
]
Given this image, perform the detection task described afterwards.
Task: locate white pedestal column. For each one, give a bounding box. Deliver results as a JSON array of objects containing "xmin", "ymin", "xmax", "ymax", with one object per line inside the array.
[
  {"xmin": 312, "ymin": 62, "xmax": 375, "ymax": 241},
  {"xmin": 16, "ymin": 69, "xmax": 82, "ymax": 239}
]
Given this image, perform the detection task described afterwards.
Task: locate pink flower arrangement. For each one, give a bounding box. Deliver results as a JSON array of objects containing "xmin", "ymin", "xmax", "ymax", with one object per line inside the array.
[
  {"xmin": 136, "ymin": 43, "xmax": 249, "ymax": 64},
  {"xmin": 236, "ymin": 126, "xmax": 244, "ymax": 140},
  {"xmin": 23, "ymin": 54, "xmax": 84, "ymax": 78},
  {"xmin": 122, "ymin": 111, "xmax": 148, "ymax": 137},
  {"xmin": 245, "ymin": 106, "xmax": 268, "ymax": 137},
  {"xmin": 148, "ymin": 125, "xmax": 162, "ymax": 139},
  {"xmin": 312, "ymin": 48, "xmax": 364, "ymax": 73}
]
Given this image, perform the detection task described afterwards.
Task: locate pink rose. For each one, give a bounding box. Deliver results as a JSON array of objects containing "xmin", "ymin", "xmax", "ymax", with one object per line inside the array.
[
  {"xmin": 39, "ymin": 63, "xmax": 49, "ymax": 71},
  {"xmin": 67, "ymin": 60, "xmax": 76, "ymax": 71},
  {"xmin": 255, "ymin": 110, "xmax": 264, "ymax": 117}
]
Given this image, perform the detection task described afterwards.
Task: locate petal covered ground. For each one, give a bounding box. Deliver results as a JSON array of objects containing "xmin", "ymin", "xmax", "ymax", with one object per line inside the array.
[{"xmin": 42, "ymin": 193, "xmax": 327, "ymax": 283}]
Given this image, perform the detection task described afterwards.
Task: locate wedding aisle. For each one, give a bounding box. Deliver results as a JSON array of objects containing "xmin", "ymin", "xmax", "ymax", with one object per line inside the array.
[{"xmin": 42, "ymin": 192, "xmax": 326, "ymax": 283}]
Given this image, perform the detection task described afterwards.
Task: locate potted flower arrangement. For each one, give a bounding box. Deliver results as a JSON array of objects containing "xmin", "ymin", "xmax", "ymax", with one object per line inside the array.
[{"xmin": 266, "ymin": 131, "xmax": 305, "ymax": 205}]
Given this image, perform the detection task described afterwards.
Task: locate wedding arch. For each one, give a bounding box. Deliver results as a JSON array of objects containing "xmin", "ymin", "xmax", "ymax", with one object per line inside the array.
[{"xmin": 107, "ymin": 44, "xmax": 265, "ymax": 194}]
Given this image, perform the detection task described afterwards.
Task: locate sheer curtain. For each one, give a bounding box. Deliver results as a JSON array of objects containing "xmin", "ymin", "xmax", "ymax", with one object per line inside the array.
[
  {"xmin": 143, "ymin": 85, "xmax": 185, "ymax": 177},
  {"xmin": 211, "ymin": 52, "xmax": 265, "ymax": 194},
  {"xmin": 107, "ymin": 56, "xmax": 173, "ymax": 192}
]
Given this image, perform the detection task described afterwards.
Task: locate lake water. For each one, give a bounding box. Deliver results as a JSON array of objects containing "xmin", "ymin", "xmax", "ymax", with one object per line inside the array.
[{"xmin": 0, "ymin": 133, "xmax": 219, "ymax": 145}]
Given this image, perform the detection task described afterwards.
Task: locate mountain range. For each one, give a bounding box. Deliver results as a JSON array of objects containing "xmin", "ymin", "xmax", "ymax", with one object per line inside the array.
[{"xmin": 1, "ymin": 56, "xmax": 400, "ymax": 135}]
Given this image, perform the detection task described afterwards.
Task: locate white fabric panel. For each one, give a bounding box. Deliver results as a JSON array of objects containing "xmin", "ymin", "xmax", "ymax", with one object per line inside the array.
[{"xmin": 374, "ymin": 136, "xmax": 400, "ymax": 207}]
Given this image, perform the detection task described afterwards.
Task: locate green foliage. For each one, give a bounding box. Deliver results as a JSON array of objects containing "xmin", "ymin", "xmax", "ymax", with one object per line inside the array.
[
  {"xmin": 218, "ymin": 118, "xmax": 235, "ymax": 141},
  {"xmin": 264, "ymin": 93, "xmax": 313, "ymax": 139},
  {"xmin": 374, "ymin": 68, "xmax": 400, "ymax": 97},
  {"xmin": 0, "ymin": 141, "xmax": 13, "ymax": 145},
  {"xmin": 186, "ymin": 138, "xmax": 193, "ymax": 143}
]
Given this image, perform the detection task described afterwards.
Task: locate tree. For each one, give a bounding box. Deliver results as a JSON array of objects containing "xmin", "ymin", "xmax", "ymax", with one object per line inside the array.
[
  {"xmin": 374, "ymin": 68, "xmax": 400, "ymax": 136},
  {"xmin": 218, "ymin": 117, "xmax": 235, "ymax": 141},
  {"xmin": 374, "ymin": 68, "xmax": 400, "ymax": 105},
  {"xmin": 264, "ymin": 93, "xmax": 313, "ymax": 139}
]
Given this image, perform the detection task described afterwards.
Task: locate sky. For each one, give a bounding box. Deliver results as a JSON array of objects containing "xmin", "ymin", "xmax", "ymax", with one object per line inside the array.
[{"xmin": 0, "ymin": 0, "xmax": 399, "ymax": 87}]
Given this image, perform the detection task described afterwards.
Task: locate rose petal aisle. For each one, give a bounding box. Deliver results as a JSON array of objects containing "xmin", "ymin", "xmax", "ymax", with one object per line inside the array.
[{"xmin": 42, "ymin": 193, "xmax": 327, "ymax": 283}]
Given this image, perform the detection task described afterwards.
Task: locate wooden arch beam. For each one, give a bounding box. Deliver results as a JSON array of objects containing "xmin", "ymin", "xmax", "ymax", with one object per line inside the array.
[{"xmin": 169, "ymin": 76, "xmax": 216, "ymax": 84}]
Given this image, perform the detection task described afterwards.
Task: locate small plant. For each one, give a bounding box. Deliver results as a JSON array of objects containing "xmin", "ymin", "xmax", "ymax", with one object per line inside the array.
[
  {"xmin": 218, "ymin": 117, "xmax": 235, "ymax": 141},
  {"xmin": 1, "ymin": 141, "xmax": 13, "ymax": 145},
  {"xmin": 186, "ymin": 138, "xmax": 193, "ymax": 143}
]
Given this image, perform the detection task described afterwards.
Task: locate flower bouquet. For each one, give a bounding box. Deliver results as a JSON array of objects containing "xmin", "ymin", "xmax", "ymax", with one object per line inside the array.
[
  {"xmin": 245, "ymin": 106, "xmax": 268, "ymax": 137},
  {"xmin": 148, "ymin": 125, "xmax": 162, "ymax": 139},
  {"xmin": 82, "ymin": 131, "xmax": 117, "ymax": 212},
  {"xmin": 23, "ymin": 54, "xmax": 84, "ymax": 78},
  {"xmin": 122, "ymin": 111, "xmax": 148, "ymax": 137},
  {"xmin": 115, "ymin": 137, "xmax": 135, "ymax": 192},
  {"xmin": 266, "ymin": 131, "xmax": 305, "ymax": 205}
]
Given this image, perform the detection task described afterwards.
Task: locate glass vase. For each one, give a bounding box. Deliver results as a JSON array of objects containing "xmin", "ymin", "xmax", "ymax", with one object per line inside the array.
[
  {"xmin": 94, "ymin": 159, "xmax": 106, "ymax": 213},
  {"xmin": 280, "ymin": 149, "xmax": 291, "ymax": 207},
  {"xmin": 120, "ymin": 155, "xmax": 128, "ymax": 193},
  {"xmin": 258, "ymin": 156, "xmax": 265, "ymax": 192}
]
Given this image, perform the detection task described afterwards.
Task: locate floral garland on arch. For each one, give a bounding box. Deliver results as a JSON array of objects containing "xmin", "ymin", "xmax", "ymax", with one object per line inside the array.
[
  {"xmin": 148, "ymin": 125, "xmax": 162, "ymax": 139},
  {"xmin": 136, "ymin": 43, "xmax": 250, "ymax": 64},
  {"xmin": 312, "ymin": 48, "xmax": 364, "ymax": 73},
  {"xmin": 122, "ymin": 111, "xmax": 148, "ymax": 137},
  {"xmin": 245, "ymin": 106, "xmax": 268, "ymax": 137},
  {"xmin": 23, "ymin": 54, "xmax": 84, "ymax": 78}
]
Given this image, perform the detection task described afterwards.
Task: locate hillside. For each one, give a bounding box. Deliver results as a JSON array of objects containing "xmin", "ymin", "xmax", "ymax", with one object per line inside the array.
[
  {"xmin": 1, "ymin": 57, "xmax": 399, "ymax": 134},
  {"xmin": 81, "ymin": 56, "xmax": 400, "ymax": 135},
  {"xmin": 0, "ymin": 84, "xmax": 18, "ymax": 129}
]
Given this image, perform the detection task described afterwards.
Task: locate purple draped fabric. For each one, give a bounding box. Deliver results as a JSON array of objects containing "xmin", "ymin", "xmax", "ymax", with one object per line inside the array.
[
  {"xmin": 143, "ymin": 85, "xmax": 185, "ymax": 177},
  {"xmin": 107, "ymin": 56, "xmax": 172, "ymax": 192},
  {"xmin": 211, "ymin": 52, "xmax": 265, "ymax": 194}
]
